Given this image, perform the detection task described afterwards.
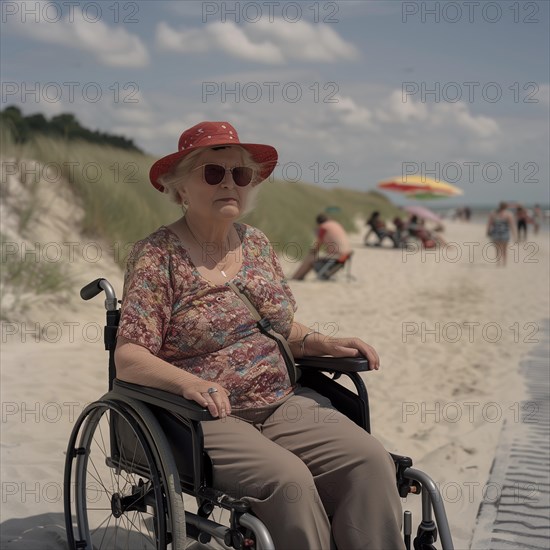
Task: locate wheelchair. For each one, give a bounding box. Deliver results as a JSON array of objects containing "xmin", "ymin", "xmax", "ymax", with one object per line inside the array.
[{"xmin": 64, "ymin": 278, "xmax": 454, "ymax": 550}]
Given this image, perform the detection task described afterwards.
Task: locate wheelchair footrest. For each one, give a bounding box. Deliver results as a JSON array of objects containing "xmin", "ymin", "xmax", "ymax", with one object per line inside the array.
[{"xmin": 391, "ymin": 453, "xmax": 420, "ymax": 498}]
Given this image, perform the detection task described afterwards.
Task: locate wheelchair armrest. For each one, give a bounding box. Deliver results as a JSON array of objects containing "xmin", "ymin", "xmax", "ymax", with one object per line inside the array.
[
  {"xmin": 112, "ymin": 379, "xmax": 215, "ymax": 421},
  {"xmin": 296, "ymin": 356, "xmax": 371, "ymax": 373}
]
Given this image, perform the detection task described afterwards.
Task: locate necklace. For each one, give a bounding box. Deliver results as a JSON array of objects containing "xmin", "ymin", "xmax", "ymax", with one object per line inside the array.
[{"xmin": 184, "ymin": 217, "xmax": 231, "ymax": 278}]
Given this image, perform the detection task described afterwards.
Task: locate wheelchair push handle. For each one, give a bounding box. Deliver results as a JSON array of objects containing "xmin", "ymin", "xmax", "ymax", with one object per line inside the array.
[{"xmin": 80, "ymin": 278, "xmax": 118, "ymax": 311}]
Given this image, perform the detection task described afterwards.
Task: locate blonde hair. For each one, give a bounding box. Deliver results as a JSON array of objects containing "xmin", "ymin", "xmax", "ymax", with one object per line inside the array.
[
  {"xmin": 157, "ymin": 146, "xmax": 264, "ymax": 215},
  {"xmin": 157, "ymin": 149, "xmax": 202, "ymax": 205}
]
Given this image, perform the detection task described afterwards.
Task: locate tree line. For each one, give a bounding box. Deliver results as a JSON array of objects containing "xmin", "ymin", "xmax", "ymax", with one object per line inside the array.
[{"xmin": 1, "ymin": 106, "xmax": 143, "ymax": 153}]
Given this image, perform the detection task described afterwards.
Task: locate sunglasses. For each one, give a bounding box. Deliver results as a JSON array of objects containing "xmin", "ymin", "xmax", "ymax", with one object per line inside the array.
[{"xmin": 192, "ymin": 163, "xmax": 255, "ymax": 187}]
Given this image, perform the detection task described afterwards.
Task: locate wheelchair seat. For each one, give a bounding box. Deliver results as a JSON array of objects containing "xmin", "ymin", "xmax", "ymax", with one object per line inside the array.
[{"xmin": 63, "ymin": 278, "xmax": 455, "ymax": 550}]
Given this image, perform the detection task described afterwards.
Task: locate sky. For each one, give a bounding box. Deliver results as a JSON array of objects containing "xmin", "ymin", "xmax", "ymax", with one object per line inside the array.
[{"xmin": 1, "ymin": 0, "xmax": 549, "ymax": 207}]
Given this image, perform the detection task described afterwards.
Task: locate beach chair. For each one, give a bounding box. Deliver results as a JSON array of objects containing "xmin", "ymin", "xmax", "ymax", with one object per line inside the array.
[
  {"xmin": 313, "ymin": 251, "xmax": 354, "ymax": 281},
  {"xmin": 363, "ymin": 226, "xmax": 401, "ymax": 248},
  {"xmin": 64, "ymin": 278, "xmax": 455, "ymax": 550}
]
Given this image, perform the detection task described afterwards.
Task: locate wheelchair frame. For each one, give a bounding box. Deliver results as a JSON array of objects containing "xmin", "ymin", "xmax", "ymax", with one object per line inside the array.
[{"xmin": 64, "ymin": 278, "xmax": 454, "ymax": 550}]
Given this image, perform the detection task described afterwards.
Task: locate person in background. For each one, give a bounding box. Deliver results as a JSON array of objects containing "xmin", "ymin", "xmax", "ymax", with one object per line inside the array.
[
  {"xmin": 516, "ymin": 205, "xmax": 530, "ymax": 241},
  {"xmin": 487, "ymin": 202, "xmax": 517, "ymax": 266},
  {"xmin": 393, "ymin": 216, "xmax": 408, "ymax": 244},
  {"xmin": 364, "ymin": 211, "xmax": 398, "ymax": 247},
  {"xmin": 407, "ymin": 215, "xmax": 448, "ymax": 248},
  {"xmin": 292, "ymin": 213, "xmax": 352, "ymax": 280},
  {"xmin": 532, "ymin": 204, "xmax": 542, "ymax": 235}
]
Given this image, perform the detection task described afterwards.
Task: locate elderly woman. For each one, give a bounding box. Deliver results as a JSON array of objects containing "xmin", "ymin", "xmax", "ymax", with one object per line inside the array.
[{"xmin": 114, "ymin": 121, "xmax": 404, "ymax": 550}]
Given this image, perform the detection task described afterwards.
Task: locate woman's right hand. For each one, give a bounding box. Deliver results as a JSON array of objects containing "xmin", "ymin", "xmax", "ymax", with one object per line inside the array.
[
  {"xmin": 182, "ymin": 382, "xmax": 231, "ymax": 419},
  {"xmin": 115, "ymin": 338, "xmax": 232, "ymax": 419}
]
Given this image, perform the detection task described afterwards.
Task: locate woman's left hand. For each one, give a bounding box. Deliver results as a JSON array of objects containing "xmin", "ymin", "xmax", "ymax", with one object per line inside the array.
[{"xmin": 320, "ymin": 337, "xmax": 380, "ymax": 370}]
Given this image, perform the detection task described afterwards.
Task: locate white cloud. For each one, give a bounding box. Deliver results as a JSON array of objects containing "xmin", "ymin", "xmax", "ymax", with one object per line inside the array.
[
  {"xmin": 42, "ymin": 83, "xmax": 542, "ymax": 204},
  {"xmin": 81, "ymin": 84, "xmax": 501, "ymax": 165},
  {"xmin": 248, "ymin": 19, "xmax": 358, "ymax": 62},
  {"xmin": 431, "ymin": 102, "xmax": 499, "ymax": 139},
  {"xmin": 156, "ymin": 19, "xmax": 358, "ymax": 64},
  {"xmin": 329, "ymin": 95, "xmax": 375, "ymax": 129},
  {"xmin": 156, "ymin": 21, "xmax": 284, "ymax": 64},
  {"xmin": 376, "ymin": 90, "xmax": 428, "ymax": 123},
  {"xmin": 212, "ymin": 21, "xmax": 286, "ymax": 63},
  {"xmin": 12, "ymin": 3, "xmax": 149, "ymax": 68},
  {"xmin": 156, "ymin": 22, "xmax": 213, "ymax": 54},
  {"xmin": 374, "ymin": 90, "xmax": 499, "ymax": 141}
]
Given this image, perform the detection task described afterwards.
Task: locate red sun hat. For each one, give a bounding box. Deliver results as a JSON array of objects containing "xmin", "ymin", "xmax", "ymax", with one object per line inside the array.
[{"xmin": 149, "ymin": 121, "xmax": 278, "ymax": 192}]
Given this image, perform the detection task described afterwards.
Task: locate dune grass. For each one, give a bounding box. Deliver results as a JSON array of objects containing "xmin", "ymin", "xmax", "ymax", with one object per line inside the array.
[
  {"xmin": 1, "ymin": 127, "xmax": 401, "ymax": 267},
  {"xmin": 0, "ymin": 228, "xmax": 69, "ymax": 320},
  {"xmin": 0, "ymin": 231, "xmax": 67, "ymax": 294},
  {"xmin": 1, "ymin": 127, "xmax": 179, "ymax": 262}
]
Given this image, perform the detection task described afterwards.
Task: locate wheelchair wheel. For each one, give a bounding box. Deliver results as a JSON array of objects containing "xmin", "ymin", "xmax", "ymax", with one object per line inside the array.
[{"xmin": 64, "ymin": 398, "xmax": 186, "ymax": 549}]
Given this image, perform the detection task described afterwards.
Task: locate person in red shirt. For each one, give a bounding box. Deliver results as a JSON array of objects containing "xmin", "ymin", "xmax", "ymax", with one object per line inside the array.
[{"xmin": 291, "ymin": 213, "xmax": 353, "ymax": 280}]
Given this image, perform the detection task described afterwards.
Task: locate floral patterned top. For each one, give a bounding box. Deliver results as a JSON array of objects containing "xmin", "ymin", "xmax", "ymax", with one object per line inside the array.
[{"xmin": 118, "ymin": 223, "xmax": 297, "ymax": 409}]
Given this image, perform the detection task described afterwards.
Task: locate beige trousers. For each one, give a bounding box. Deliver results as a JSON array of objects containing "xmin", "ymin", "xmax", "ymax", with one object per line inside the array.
[{"xmin": 201, "ymin": 386, "xmax": 405, "ymax": 550}]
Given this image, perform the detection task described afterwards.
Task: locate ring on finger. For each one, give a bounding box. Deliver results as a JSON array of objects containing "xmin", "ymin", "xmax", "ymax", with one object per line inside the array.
[{"xmin": 207, "ymin": 387, "xmax": 218, "ymax": 394}]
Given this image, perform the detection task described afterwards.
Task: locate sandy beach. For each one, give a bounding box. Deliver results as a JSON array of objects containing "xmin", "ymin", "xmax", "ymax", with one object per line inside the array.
[{"xmin": 1, "ymin": 215, "xmax": 549, "ymax": 549}]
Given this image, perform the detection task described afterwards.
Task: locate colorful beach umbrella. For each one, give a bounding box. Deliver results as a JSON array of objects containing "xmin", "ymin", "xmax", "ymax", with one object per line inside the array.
[{"xmin": 377, "ymin": 176, "xmax": 463, "ymax": 200}]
